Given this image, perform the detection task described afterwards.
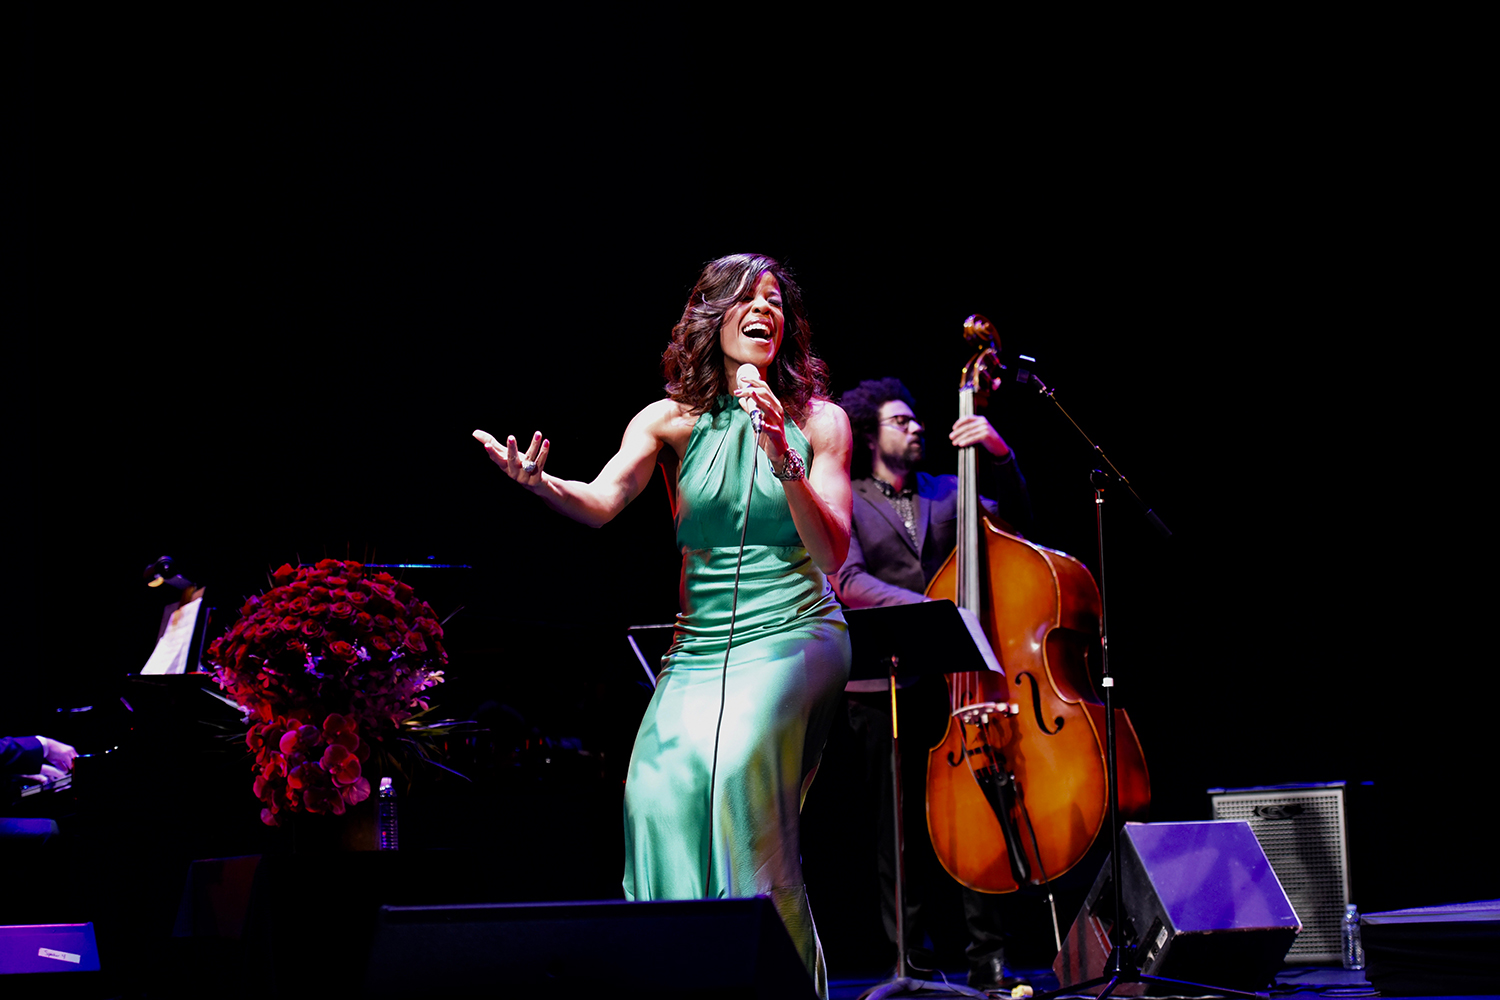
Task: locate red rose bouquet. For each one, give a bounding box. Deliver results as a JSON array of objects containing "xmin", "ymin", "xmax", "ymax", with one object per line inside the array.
[{"xmin": 207, "ymin": 558, "xmax": 448, "ymax": 826}]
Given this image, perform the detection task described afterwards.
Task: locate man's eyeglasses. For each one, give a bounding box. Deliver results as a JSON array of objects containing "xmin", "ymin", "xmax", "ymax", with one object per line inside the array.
[{"xmin": 880, "ymin": 415, "xmax": 922, "ymax": 430}]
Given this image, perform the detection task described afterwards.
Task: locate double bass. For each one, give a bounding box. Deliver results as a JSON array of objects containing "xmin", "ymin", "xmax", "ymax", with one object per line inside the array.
[{"xmin": 924, "ymin": 315, "xmax": 1149, "ymax": 900}]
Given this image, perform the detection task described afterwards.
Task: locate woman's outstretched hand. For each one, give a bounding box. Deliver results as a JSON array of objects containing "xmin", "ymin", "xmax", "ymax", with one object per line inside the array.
[{"xmin": 473, "ymin": 429, "xmax": 550, "ymax": 489}]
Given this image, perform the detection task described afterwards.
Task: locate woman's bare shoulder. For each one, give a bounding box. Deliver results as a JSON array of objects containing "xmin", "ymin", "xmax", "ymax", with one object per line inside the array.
[
  {"xmin": 633, "ymin": 397, "xmax": 700, "ymax": 456},
  {"xmin": 635, "ymin": 397, "xmax": 698, "ymax": 428},
  {"xmin": 802, "ymin": 398, "xmax": 852, "ymax": 448}
]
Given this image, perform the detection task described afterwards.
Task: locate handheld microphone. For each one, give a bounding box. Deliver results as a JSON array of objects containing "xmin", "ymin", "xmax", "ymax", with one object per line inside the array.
[{"xmin": 736, "ymin": 364, "xmax": 763, "ymax": 434}]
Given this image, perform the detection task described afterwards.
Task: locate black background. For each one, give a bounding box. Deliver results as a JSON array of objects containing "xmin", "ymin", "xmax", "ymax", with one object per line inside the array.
[{"xmin": 13, "ymin": 7, "xmax": 1491, "ymax": 981}]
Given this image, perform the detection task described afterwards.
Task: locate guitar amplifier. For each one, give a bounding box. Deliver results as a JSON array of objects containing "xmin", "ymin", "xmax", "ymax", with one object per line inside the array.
[{"xmin": 1210, "ymin": 782, "xmax": 1352, "ymax": 963}]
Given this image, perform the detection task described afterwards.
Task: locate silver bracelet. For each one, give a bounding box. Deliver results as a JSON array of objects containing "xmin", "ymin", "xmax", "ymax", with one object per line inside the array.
[{"xmin": 770, "ymin": 447, "xmax": 806, "ymax": 482}]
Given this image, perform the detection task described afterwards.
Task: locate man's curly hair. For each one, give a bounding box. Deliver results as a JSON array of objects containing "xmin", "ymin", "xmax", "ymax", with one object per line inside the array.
[
  {"xmin": 661, "ymin": 253, "xmax": 830, "ymax": 425},
  {"xmin": 838, "ymin": 378, "xmax": 919, "ymax": 480}
]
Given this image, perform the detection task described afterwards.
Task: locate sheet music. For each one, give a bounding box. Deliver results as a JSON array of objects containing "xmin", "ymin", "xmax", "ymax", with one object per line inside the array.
[
  {"xmin": 141, "ymin": 590, "xmax": 204, "ymax": 675},
  {"xmin": 955, "ymin": 605, "xmax": 1004, "ymax": 675}
]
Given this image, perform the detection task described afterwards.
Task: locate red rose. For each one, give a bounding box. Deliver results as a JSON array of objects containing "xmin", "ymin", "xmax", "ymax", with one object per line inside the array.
[
  {"xmin": 402, "ymin": 631, "xmax": 428, "ymax": 654},
  {"xmin": 329, "ymin": 602, "xmax": 355, "ymax": 621},
  {"xmin": 279, "ymin": 615, "xmax": 302, "ymax": 633},
  {"xmin": 327, "ymin": 640, "xmax": 358, "ymax": 664},
  {"xmin": 315, "ymin": 558, "xmax": 341, "ymax": 573},
  {"xmin": 272, "ymin": 564, "xmax": 297, "ymax": 586}
]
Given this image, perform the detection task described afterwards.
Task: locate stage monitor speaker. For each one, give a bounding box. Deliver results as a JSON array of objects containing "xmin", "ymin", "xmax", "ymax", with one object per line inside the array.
[
  {"xmin": 1053, "ymin": 821, "xmax": 1301, "ymax": 993},
  {"xmin": 363, "ymin": 896, "xmax": 818, "ymax": 999},
  {"xmin": 1210, "ymin": 782, "xmax": 1351, "ymax": 963},
  {"xmin": 0, "ymin": 922, "xmax": 101, "ymax": 974}
]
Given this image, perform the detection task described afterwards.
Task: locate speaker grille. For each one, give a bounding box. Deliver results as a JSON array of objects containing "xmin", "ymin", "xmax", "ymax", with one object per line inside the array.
[{"xmin": 1211, "ymin": 785, "xmax": 1350, "ymax": 962}]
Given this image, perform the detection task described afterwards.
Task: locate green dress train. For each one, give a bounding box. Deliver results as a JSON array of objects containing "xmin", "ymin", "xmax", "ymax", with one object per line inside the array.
[{"xmin": 622, "ymin": 399, "xmax": 851, "ymax": 998}]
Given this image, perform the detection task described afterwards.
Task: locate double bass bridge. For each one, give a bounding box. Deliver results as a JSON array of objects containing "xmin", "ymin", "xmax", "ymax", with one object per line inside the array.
[{"xmin": 952, "ymin": 700, "xmax": 1018, "ymax": 726}]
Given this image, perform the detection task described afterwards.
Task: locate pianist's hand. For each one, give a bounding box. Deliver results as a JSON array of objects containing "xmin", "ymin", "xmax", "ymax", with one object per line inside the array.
[
  {"xmin": 21, "ymin": 763, "xmax": 69, "ymax": 782},
  {"xmin": 36, "ymin": 736, "xmax": 77, "ymax": 772}
]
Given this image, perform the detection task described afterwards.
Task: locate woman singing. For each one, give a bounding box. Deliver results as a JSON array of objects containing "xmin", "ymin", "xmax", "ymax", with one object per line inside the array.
[{"xmin": 474, "ymin": 253, "xmax": 852, "ymax": 996}]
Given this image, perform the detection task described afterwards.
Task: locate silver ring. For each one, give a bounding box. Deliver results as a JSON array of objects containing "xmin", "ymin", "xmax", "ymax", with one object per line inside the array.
[{"xmin": 523, "ymin": 461, "xmax": 538, "ymax": 474}]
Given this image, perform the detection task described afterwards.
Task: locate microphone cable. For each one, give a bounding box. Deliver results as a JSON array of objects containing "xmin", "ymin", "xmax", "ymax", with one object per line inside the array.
[{"xmin": 703, "ymin": 411, "xmax": 763, "ymax": 899}]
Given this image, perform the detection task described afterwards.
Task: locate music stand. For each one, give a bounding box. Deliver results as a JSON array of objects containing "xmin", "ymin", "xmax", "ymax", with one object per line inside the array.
[{"xmin": 845, "ymin": 600, "xmax": 1001, "ymax": 1000}]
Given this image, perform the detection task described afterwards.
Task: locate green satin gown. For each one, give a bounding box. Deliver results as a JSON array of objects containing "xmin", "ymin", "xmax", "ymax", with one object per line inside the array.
[{"xmin": 623, "ymin": 399, "xmax": 851, "ymax": 998}]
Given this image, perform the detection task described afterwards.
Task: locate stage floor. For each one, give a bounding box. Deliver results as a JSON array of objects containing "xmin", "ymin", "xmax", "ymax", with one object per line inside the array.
[{"xmin": 825, "ymin": 963, "xmax": 1415, "ymax": 1000}]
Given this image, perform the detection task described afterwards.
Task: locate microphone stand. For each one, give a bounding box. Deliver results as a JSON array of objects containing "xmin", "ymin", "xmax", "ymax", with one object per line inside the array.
[{"xmin": 1022, "ymin": 378, "xmax": 1265, "ymax": 1000}]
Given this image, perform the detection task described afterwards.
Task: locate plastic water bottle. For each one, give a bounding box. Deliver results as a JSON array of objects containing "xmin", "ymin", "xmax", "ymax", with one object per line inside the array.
[
  {"xmin": 1341, "ymin": 903, "xmax": 1365, "ymax": 970},
  {"xmin": 378, "ymin": 776, "xmax": 400, "ymax": 850}
]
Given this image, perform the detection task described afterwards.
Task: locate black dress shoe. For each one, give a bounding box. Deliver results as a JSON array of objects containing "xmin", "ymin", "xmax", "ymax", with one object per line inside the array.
[{"xmin": 968, "ymin": 955, "xmax": 1029, "ymax": 992}]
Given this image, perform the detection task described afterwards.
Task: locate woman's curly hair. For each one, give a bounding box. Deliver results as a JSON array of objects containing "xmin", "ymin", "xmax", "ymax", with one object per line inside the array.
[{"xmin": 661, "ymin": 253, "xmax": 830, "ymax": 425}]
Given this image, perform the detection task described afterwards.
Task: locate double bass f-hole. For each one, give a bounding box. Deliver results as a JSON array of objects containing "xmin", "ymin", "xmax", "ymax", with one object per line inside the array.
[{"xmin": 1015, "ymin": 671, "xmax": 1065, "ymax": 735}]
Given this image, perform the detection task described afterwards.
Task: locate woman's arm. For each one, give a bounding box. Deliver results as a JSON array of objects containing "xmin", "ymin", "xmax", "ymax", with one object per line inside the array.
[
  {"xmin": 733, "ymin": 372, "xmax": 852, "ymax": 573},
  {"xmin": 787, "ymin": 399, "xmax": 853, "ymax": 573},
  {"xmin": 473, "ymin": 399, "xmax": 688, "ymax": 529}
]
